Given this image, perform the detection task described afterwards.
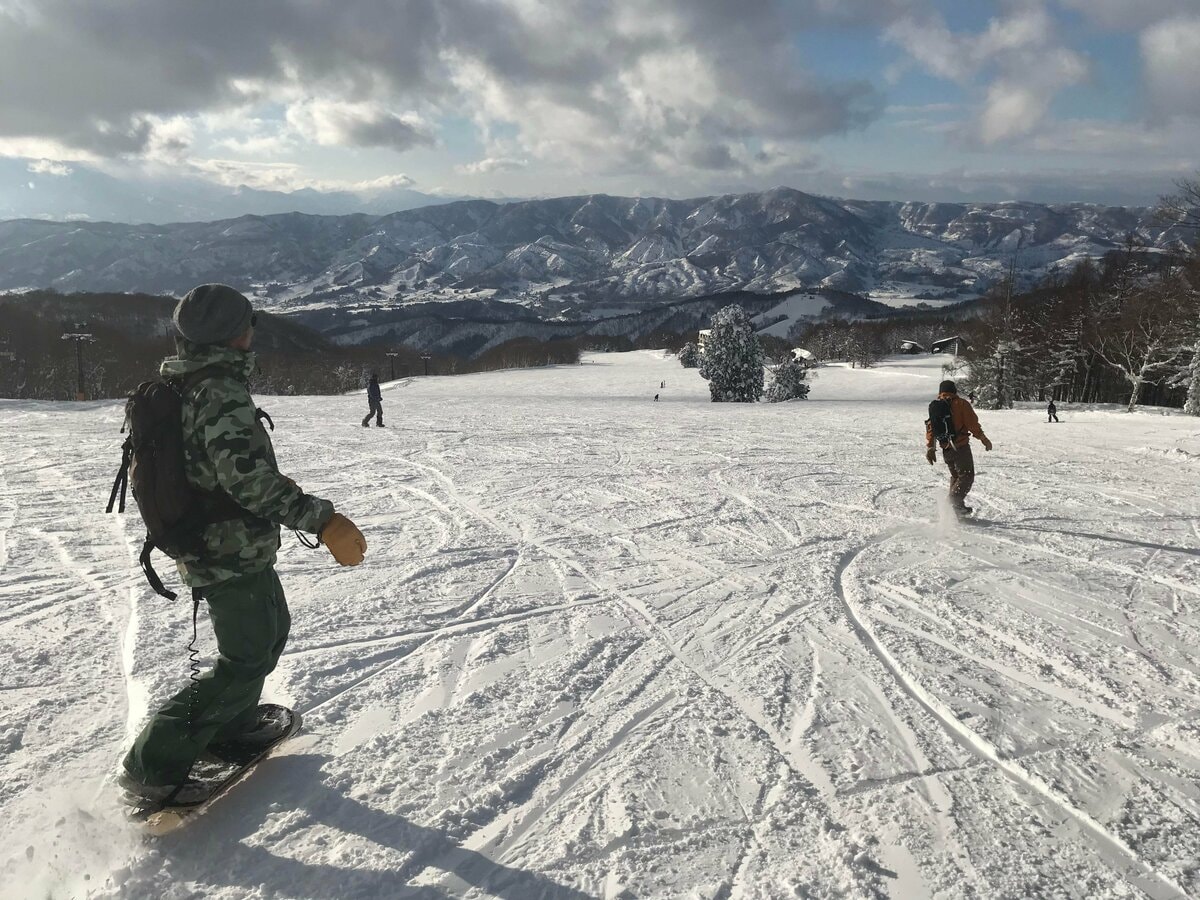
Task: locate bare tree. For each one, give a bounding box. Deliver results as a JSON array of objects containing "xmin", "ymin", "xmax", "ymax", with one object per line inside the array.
[
  {"xmin": 1092, "ymin": 284, "xmax": 1189, "ymax": 411},
  {"xmin": 1159, "ymin": 175, "xmax": 1200, "ymax": 231}
]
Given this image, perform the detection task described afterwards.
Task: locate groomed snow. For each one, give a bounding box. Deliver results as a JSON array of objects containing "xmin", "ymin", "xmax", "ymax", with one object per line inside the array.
[{"xmin": 2, "ymin": 352, "xmax": 1199, "ymax": 899}]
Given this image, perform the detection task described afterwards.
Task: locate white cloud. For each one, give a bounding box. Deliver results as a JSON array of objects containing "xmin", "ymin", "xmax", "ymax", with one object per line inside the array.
[
  {"xmin": 144, "ymin": 115, "xmax": 194, "ymax": 161},
  {"xmin": 1141, "ymin": 15, "xmax": 1200, "ymax": 121},
  {"xmin": 27, "ymin": 158, "xmax": 72, "ymax": 176},
  {"xmin": 341, "ymin": 173, "xmax": 416, "ymax": 193},
  {"xmin": 830, "ymin": 165, "xmax": 1182, "ymax": 206},
  {"xmin": 455, "ymin": 157, "xmax": 528, "ymax": 175},
  {"xmin": 1028, "ymin": 117, "xmax": 1200, "ymax": 159},
  {"xmin": 184, "ymin": 157, "xmax": 418, "ymax": 195},
  {"xmin": 186, "ymin": 158, "xmax": 307, "ymax": 191},
  {"xmin": 0, "ymin": 137, "xmax": 101, "ymax": 163},
  {"xmin": 885, "ymin": 4, "xmax": 1088, "ymax": 145},
  {"xmin": 285, "ymin": 99, "xmax": 434, "ymax": 151}
]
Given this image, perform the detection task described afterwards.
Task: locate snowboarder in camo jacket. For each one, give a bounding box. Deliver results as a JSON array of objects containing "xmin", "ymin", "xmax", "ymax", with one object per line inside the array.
[
  {"xmin": 119, "ymin": 284, "xmax": 368, "ymax": 806},
  {"xmin": 925, "ymin": 379, "xmax": 992, "ymax": 515}
]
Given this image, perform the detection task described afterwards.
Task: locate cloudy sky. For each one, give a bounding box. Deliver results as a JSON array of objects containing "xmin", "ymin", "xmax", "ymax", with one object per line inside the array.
[{"xmin": 2, "ymin": 0, "xmax": 1198, "ymax": 208}]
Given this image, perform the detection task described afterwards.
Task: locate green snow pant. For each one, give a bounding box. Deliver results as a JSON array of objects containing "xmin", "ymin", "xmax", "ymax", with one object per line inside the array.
[
  {"xmin": 942, "ymin": 443, "xmax": 975, "ymax": 506},
  {"xmin": 123, "ymin": 566, "xmax": 291, "ymax": 785}
]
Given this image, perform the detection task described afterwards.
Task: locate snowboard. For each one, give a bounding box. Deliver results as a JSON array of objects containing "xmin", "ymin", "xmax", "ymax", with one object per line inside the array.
[{"xmin": 127, "ymin": 705, "xmax": 302, "ymax": 836}]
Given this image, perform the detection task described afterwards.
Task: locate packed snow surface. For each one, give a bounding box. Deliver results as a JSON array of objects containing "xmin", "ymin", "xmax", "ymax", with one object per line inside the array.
[{"xmin": 2, "ymin": 353, "xmax": 1199, "ymax": 899}]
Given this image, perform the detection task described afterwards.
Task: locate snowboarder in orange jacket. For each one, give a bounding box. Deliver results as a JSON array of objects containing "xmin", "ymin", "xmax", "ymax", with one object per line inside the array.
[{"xmin": 925, "ymin": 380, "xmax": 992, "ymax": 515}]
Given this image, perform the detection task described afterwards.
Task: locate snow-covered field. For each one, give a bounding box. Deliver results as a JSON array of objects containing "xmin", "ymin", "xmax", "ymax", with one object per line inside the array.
[{"xmin": 2, "ymin": 352, "xmax": 1199, "ymax": 899}]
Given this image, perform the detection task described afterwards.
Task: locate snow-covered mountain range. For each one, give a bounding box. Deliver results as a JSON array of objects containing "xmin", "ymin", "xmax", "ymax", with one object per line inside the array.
[{"xmin": 0, "ymin": 187, "xmax": 1183, "ymax": 318}]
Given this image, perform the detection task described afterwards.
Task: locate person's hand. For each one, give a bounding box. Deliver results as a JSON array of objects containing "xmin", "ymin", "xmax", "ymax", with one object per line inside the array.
[
  {"xmin": 981, "ymin": 437, "xmax": 993, "ymax": 451},
  {"xmin": 925, "ymin": 447, "xmax": 937, "ymax": 465},
  {"xmin": 321, "ymin": 513, "xmax": 367, "ymax": 566}
]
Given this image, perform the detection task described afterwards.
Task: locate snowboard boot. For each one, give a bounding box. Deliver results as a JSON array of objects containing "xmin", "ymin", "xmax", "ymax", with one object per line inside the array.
[
  {"xmin": 953, "ymin": 503, "xmax": 974, "ymax": 518},
  {"xmin": 118, "ymin": 770, "xmax": 210, "ymax": 807},
  {"xmin": 203, "ymin": 705, "xmax": 296, "ymax": 765}
]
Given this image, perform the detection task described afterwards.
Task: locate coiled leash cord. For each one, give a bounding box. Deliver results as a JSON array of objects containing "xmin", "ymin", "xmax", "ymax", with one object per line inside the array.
[{"xmin": 187, "ymin": 588, "xmax": 203, "ymax": 727}]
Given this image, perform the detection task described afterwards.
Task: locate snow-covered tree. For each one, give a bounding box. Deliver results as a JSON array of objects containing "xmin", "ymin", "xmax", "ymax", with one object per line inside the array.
[
  {"xmin": 765, "ymin": 357, "xmax": 811, "ymax": 402},
  {"xmin": 1180, "ymin": 345, "xmax": 1200, "ymax": 415},
  {"xmin": 1177, "ymin": 256, "xmax": 1200, "ymax": 416},
  {"xmin": 678, "ymin": 341, "xmax": 701, "ymax": 368},
  {"xmin": 699, "ymin": 305, "xmax": 764, "ymax": 402}
]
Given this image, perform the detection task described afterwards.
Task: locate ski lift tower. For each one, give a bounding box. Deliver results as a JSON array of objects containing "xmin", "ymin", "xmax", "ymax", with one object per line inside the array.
[
  {"xmin": 386, "ymin": 350, "xmax": 400, "ymax": 381},
  {"xmin": 61, "ymin": 327, "xmax": 96, "ymax": 400},
  {"xmin": 421, "ymin": 354, "xmax": 431, "ymax": 376}
]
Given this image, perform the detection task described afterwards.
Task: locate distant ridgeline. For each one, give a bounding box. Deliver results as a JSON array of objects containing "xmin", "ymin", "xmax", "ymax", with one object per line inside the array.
[{"xmin": 0, "ymin": 189, "xmax": 1187, "ymax": 317}]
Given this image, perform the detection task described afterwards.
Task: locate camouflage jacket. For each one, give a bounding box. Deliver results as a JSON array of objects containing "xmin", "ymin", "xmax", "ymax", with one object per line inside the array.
[{"xmin": 161, "ymin": 341, "xmax": 334, "ymax": 587}]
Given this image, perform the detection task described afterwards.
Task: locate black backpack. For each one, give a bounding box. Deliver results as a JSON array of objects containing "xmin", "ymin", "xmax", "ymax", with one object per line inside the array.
[
  {"xmin": 106, "ymin": 368, "xmax": 255, "ymax": 599},
  {"xmin": 927, "ymin": 397, "xmax": 958, "ymax": 447}
]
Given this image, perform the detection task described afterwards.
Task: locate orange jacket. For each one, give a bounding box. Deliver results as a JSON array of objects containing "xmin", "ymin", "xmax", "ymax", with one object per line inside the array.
[{"xmin": 925, "ymin": 393, "xmax": 988, "ymax": 449}]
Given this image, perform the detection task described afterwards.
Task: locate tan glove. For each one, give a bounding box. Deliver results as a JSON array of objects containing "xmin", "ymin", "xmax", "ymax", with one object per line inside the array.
[
  {"xmin": 321, "ymin": 513, "xmax": 366, "ymax": 566},
  {"xmin": 925, "ymin": 447, "xmax": 937, "ymax": 465},
  {"xmin": 981, "ymin": 437, "xmax": 993, "ymax": 451}
]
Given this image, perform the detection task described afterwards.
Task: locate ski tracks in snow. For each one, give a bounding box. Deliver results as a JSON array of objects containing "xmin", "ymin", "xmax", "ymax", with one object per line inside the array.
[{"xmin": 834, "ymin": 531, "xmax": 1190, "ymax": 899}]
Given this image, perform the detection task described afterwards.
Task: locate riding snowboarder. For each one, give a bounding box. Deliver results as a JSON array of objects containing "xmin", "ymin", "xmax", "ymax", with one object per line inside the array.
[
  {"xmin": 362, "ymin": 373, "xmax": 384, "ymax": 427},
  {"xmin": 925, "ymin": 379, "xmax": 992, "ymax": 516},
  {"xmin": 118, "ymin": 284, "xmax": 367, "ymax": 806},
  {"xmin": 1047, "ymin": 400, "xmax": 1059, "ymax": 423}
]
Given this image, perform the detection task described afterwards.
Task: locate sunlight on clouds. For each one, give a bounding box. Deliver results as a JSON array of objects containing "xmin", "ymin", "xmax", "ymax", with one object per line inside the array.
[
  {"xmin": 1141, "ymin": 15, "xmax": 1200, "ymax": 120},
  {"xmin": 455, "ymin": 157, "xmax": 528, "ymax": 176},
  {"xmin": 285, "ymin": 99, "xmax": 434, "ymax": 152},
  {"xmin": 979, "ymin": 83, "xmax": 1043, "ymax": 143},
  {"xmin": 27, "ymin": 158, "xmax": 72, "ymax": 176}
]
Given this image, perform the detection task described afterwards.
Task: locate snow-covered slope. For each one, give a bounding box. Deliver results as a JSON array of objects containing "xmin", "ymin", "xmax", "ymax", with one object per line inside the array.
[
  {"xmin": 2, "ymin": 354, "xmax": 1198, "ymax": 898},
  {"xmin": 0, "ymin": 188, "xmax": 1185, "ymax": 317}
]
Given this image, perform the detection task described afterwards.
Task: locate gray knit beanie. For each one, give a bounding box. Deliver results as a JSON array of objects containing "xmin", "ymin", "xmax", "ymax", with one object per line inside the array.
[{"xmin": 173, "ymin": 284, "xmax": 253, "ymax": 345}]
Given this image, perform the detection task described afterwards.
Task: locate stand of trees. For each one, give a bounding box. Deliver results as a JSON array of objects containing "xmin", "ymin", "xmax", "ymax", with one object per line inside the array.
[
  {"xmin": 949, "ymin": 245, "xmax": 1199, "ymax": 411},
  {"xmin": 787, "ymin": 235, "xmax": 1199, "ymax": 413},
  {"xmin": 793, "ymin": 317, "xmax": 962, "ymax": 369},
  {"xmin": 0, "ymin": 291, "xmax": 584, "ymax": 400}
]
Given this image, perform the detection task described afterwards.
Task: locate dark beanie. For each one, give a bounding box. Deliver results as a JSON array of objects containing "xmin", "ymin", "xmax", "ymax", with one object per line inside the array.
[
  {"xmin": 173, "ymin": 284, "xmax": 253, "ymax": 345},
  {"xmin": 939, "ymin": 379, "xmax": 957, "ymax": 394}
]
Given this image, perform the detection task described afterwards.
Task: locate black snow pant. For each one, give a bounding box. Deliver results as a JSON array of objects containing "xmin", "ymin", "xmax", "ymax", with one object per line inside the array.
[
  {"xmin": 941, "ymin": 443, "xmax": 975, "ymax": 507},
  {"xmin": 123, "ymin": 567, "xmax": 291, "ymax": 785},
  {"xmin": 362, "ymin": 399, "xmax": 383, "ymax": 427},
  {"xmin": 1048, "ymin": 412, "xmax": 1059, "ymax": 422}
]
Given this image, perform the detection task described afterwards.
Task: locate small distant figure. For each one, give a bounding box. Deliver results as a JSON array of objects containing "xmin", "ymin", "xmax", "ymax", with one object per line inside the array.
[
  {"xmin": 362, "ymin": 373, "xmax": 384, "ymax": 428},
  {"xmin": 1047, "ymin": 400, "xmax": 1059, "ymax": 423},
  {"xmin": 968, "ymin": 391, "xmax": 977, "ymax": 404},
  {"xmin": 653, "ymin": 393, "xmax": 660, "ymax": 401},
  {"xmin": 660, "ymin": 380, "xmax": 665, "ymax": 389}
]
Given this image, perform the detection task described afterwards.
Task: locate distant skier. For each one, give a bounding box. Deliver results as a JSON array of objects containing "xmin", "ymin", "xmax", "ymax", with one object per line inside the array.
[
  {"xmin": 1047, "ymin": 400, "xmax": 1059, "ymax": 423},
  {"xmin": 118, "ymin": 283, "xmax": 367, "ymax": 806},
  {"xmin": 968, "ymin": 391, "xmax": 977, "ymax": 404},
  {"xmin": 925, "ymin": 379, "xmax": 992, "ymax": 516},
  {"xmin": 362, "ymin": 373, "xmax": 384, "ymax": 427},
  {"xmin": 660, "ymin": 380, "xmax": 665, "ymax": 389},
  {"xmin": 654, "ymin": 393, "xmax": 660, "ymax": 401}
]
